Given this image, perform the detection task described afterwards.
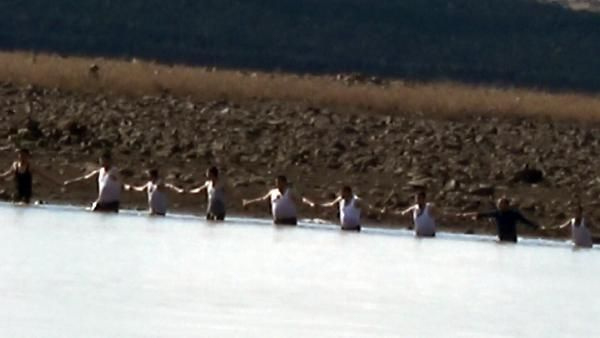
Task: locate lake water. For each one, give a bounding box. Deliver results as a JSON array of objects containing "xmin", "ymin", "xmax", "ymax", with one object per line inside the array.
[{"xmin": 0, "ymin": 203, "xmax": 598, "ymax": 338}]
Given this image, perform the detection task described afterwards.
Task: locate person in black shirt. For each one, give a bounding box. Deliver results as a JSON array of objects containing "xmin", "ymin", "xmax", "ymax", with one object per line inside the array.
[
  {"xmin": 0, "ymin": 148, "xmax": 62, "ymax": 204},
  {"xmin": 460, "ymin": 197, "xmax": 540, "ymax": 242}
]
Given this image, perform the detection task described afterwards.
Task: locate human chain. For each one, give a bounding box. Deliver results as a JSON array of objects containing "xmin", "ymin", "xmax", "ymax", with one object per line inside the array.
[{"xmin": 2, "ymin": 149, "xmax": 595, "ymax": 248}]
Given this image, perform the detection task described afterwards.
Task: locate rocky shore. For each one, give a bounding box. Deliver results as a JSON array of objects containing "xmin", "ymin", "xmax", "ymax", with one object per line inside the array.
[{"xmin": 1, "ymin": 82, "xmax": 599, "ymax": 239}]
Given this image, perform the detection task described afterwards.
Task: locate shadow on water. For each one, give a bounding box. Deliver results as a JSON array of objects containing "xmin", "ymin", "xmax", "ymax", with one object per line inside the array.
[
  {"xmin": 1, "ymin": 202, "xmax": 595, "ymax": 251},
  {"xmin": 1, "ymin": 0, "xmax": 600, "ymax": 90}
]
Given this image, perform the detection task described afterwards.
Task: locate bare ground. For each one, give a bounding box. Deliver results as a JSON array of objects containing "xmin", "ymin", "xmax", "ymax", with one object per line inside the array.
[{"xmin": 1, "ymin": 52, "xmax": 600, "ymax": 240}]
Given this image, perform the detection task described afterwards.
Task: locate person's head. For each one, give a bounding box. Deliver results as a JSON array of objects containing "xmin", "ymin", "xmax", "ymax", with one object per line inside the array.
[
  {"xmin": 275, "ymin": 175, "xmax": 288, "ymax": 190},
  {"xmin": 575, "ymin": 205, "xmax": 583, "ymax": 218},
  {"xmin": 99, "ymin": 152, "xmax": 112, "ymax": 168},
  {"xmin": 497, "ymin": 197, "xmax": 510, "ymax": 211},
  {"xmin": 415, "ymin": 191, "xmax": 427, "ymax": 205},
  {"xmin": 206, "ymin": 166, "xmax": 219, "ymax": 180},
  {"xmin": 147, "ymin": 169, "xmax": 159, "ymax": 181},
  {"xmin": 341, "ymin": 186, "xmax": 353, "ymax": 199},
  {"xmin": 17, "ymin": 148, "xmax": 30, "ymax": 162}
]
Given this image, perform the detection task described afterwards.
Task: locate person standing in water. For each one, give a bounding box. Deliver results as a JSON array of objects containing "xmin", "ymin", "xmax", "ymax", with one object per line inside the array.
[
  {"xmin": 394, "ymin": 191, "xmax": 439, "ymax": 237},
  {"xmin": 542, "ymin": 205, "xmax": 594, "ymax": 248},
  {"xmin": 188, "ymin": 166, "xmax": 227, "ymax": 221},
  {"xmin": 303, "ymin": 186, "xmax": 384, "ymax": 231},
  {"xmin": 63, "ymin": 152, "xmax": 122, "ymax": 212},
  {"xmin": 242, "ymin": 175, "xmax": 300, "ymax": 225},
  {"xmin": 124, "ymin": 169, "xmax": 185, "ymax": 216},
  {"xmin": 0, "ymin": 148, "xmax": 62, "ymax": 204},
  {"xmin": 460, "ymin": 197, "xmax": 540, "ymax": 243}
]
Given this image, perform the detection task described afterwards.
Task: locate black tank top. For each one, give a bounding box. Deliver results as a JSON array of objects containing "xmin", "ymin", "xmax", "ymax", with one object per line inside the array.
[{"xmin": 14, "ymin": 163, "xmax": 32, "ymax": 202}]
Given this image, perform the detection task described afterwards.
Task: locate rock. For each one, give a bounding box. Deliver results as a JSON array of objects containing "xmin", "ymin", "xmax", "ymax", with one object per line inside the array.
[
  {"xmin": 407, "ymin": 178, "xmax": 433, "ymax": 190},
  {"xmin": 89, "ymin": 64, "xmax": 100, "ymax": 78},
  {"xmin": 444, "ymin": 179, "xmax": 459, "ymax": 191},
  {"xmin": 182, "ymin": 174, "xmax": 195, "ymax": 184},
  {"xmin": 120, "ymin": 168, "xmax": 134, "ymax": 178},
  {"xmin": 469, "ymin": 184, "xmax": 495, "ymax": 196},
  {"xmin": 512, "ymin": 165, "xmax": 544, "ymax": 184},
  {"xmin": 310, "ymin": 115, "xmax": 331, "ymax": 129}
]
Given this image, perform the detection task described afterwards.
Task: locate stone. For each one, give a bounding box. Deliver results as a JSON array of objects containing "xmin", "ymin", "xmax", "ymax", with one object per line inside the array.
[
  {"xmin": 512, "ymin": 165, "xmax": 544, "ymax": 184},
  {"xmin": 469, "ymin": 184, "xmax": 495, "ymax": 196},
  {"xmin": 444, "ymin": 179, "xmax": 459, "ymax": 191},
  {"xmin": 407, "ymin": 178, "xmax": 433, "ymax": 190}
]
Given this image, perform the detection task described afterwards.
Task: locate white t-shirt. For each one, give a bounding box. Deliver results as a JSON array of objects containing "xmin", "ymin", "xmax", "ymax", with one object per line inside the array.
[
  {"xmin": 340, "ymin": 196, "xmax": 361, "ymax": 228},
  {"xmin": 413, "ymin": 203, "xmax": 436, "ymax": 237},
  {"xmin": 97, "ymin": 167, "xmax": 121, "ymax": 203},
  {"xmin": 147, "ymin": 181, "xmax": 167, "ymax": 214},
  {"xmin": 207, "ymin": 180, "xmax": 225, "ymax": 203},
  {"xmin": 270, "ymin": 188, "xmax": 297, "ymax": 220},
  {"xmin": 571, "ymin": 218, "xmax": 593, "ymax": 248}
]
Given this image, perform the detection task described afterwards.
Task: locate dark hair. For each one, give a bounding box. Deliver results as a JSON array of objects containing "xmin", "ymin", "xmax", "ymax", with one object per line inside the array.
[
  {"xmin": 147, "ymin": 169, "xmax": 159, "ymax": 178},
  {"xmin": 416, "ymin": 191, "xmax": 426, "ymax": 199},
  {"xmin": 17, "ymin": 148, "xmax": 30, "ymax": 156},
  {"xmin": 342, "ymin": 185, "xmax": 352, "ymax": 194},
  {"xmin": 100, "ymin": 151, "xmax": 112, "ymax": 161},
  {"xmin": 276, "ymin": 175, "xmax": 287, "ymax": 183},
  {"xmin": 208, "ymin": 166, "xmax": 219, "ymax": 177},
  {"xmin": 497, "ymin": 197, "xmax": 510, "ymax": 206}
]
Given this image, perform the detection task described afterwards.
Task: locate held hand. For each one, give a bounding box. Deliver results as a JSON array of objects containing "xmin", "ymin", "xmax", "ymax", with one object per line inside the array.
[
  {"xmin": 301, "ymin": 198, "xmax": 316, "ymax": 208},
  {"xmin": 124, "ymin": 184, "xmax": 131, "ymax": 191}
]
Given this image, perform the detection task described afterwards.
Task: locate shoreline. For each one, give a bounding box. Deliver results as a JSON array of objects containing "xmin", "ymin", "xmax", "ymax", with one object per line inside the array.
[{"xmin": 1, "ymin": 200, "xmax": 590, "ymax": 246}]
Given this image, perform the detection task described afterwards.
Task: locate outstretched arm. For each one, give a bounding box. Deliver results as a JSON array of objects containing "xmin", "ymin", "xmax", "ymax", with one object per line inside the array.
[
  {"xmin": 301, "ymin": 197, "xmax": 317, "ymax": 208},
  {"xmin": 124, "ymin": 182, "xmax": 149, "ymax": 192},
  {"xmin": 188, "ymin": 182, "xmax": 209, "ymax": 194},
  {"xmin": 0, "ymin": 163, "xmax": 15, "ymax": 179},
  {"xmin": 243, "ymin": 191, "xmax": 272, "ymax": 207},
  {"xmin": 165, "ymin": 183, "xmax": 185, "ymax": 194},
  {"xmin": 517, "ymin": 212, "xmax": 540, "ymax": 229},
  {"xmin": 63, "ymin": 169, "xmax": 99, "ymax": 185},
  {"xmin": 542, "ymin": 220, "xmax": 571, "ymax": 231},
  {"xmin": 319, "ymin": 196, "xmax": 342, "ymax": 208},
  {"xmin": 393, "ymin": 205, "xmax": 416, "ymax": 216}
]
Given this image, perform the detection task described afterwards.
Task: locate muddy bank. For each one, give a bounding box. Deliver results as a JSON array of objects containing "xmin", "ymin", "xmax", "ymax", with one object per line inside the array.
[{"xmin": 1, "ymin": 82, "xmax": 599, "ymax": 239}]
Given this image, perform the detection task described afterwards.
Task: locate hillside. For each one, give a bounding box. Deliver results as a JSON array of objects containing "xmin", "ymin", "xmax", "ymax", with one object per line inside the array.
[{"xmin": 1, "ymin": 0, "xmax": 600, "ymax": 90}]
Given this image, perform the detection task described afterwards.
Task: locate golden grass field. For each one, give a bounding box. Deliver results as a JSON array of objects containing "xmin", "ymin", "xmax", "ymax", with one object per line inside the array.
[{"xmin": 1, "ymin": 51, "xmax": 600, "ymax": 121}]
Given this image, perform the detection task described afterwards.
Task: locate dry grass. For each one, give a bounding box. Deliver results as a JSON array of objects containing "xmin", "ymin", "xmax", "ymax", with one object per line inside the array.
[{"xmin": 1, "ymin": 51, "xmax": 600, "ymax": 121}]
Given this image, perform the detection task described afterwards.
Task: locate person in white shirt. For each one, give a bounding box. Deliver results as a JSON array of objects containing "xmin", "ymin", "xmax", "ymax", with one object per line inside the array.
[
  {"xmin": 188, "ymin": 166, "xmax": 227, "ymax": 221},
  {"xmin": 243, "ymin": 175, "xmax": 301, "ymax": 225},
  {"xmin": 395, "ymin": 191, "xmax": 439, "ymax": 237},
  {"xmin": 64, "ymin": 152, "xmax": 122, "ymax": 213},
  {"xmin": 543, "ymin": 205, "xmax": 594, "ymax": 248},
  {"xmin": 303, "ymin": 186, "xmax": 384, "ymax": 231},
  {"xmin": 124, "ymin": 169, "xmax": 184, "ymax": 216}
]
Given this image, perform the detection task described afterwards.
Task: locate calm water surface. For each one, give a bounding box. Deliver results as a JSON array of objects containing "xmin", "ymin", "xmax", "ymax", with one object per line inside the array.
[{"xmin": 0, "ymin": 203, "xmax": 598, "ymax": 337}]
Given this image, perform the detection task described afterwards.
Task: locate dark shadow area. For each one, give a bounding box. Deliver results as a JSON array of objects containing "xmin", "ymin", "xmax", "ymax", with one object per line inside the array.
[{"xmin": 0, "ymin": 0, "xmax": 599, "ymax": 90}]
